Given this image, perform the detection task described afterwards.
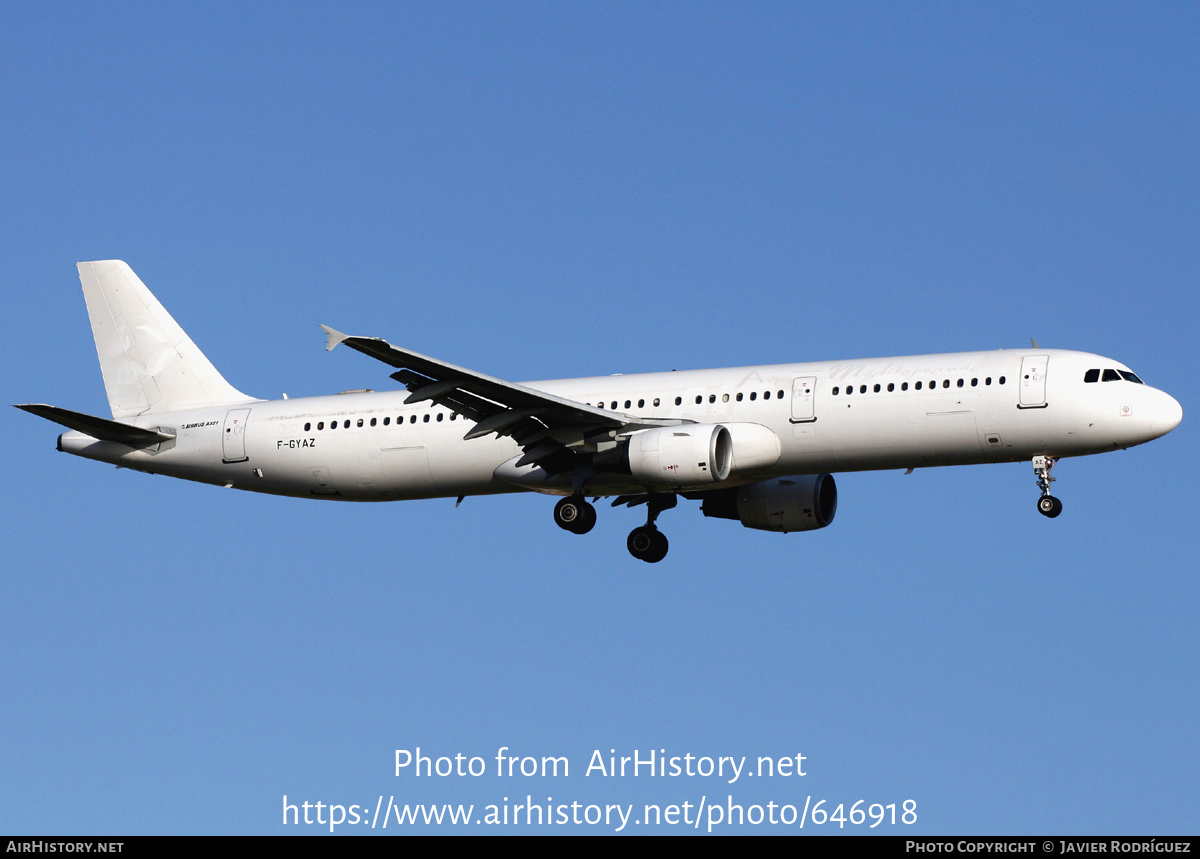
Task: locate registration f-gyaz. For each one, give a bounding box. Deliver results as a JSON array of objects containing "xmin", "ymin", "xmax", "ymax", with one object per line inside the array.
[{"xmin": 18, "ymin": 261, "xmax": 1183, "ymax": 562}]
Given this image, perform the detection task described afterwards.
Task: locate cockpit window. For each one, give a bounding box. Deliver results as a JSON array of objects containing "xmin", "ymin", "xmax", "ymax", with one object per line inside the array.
[{"xmin": 1087, "ymin": 367, "xmax": 1144, "ymax": 384}]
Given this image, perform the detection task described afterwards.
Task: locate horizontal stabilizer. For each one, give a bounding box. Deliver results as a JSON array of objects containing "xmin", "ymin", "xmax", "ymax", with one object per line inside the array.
[{"xmin": 15, "ymin": 404, "xmax": 175, "ymax": 447}]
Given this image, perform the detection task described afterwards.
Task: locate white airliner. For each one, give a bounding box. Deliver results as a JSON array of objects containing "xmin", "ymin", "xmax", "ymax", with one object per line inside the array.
[{"xmin": 18, "ymin": 261, "xmax": 1183, "ymax": 562}]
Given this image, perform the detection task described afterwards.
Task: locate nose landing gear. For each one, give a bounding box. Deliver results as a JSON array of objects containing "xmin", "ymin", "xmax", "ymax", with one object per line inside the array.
[{"xmin": 1033, "ymin": 455, "xmax": 1063, "ymax": 518}]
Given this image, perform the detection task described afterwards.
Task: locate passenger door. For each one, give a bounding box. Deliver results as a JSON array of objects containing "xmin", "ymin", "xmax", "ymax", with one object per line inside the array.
[
  {"xmin": 222, "ymin": 409, "xmax": 251, "ymax": 463},
  {"xmin": 1019, "ymin": 355, "xmax": 1049, "ymax": 408}
]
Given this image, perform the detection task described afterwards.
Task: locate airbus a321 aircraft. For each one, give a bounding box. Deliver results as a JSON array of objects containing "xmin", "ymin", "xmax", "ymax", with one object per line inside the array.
[{"xmin": 18, "ymin": 261, "xmax": 1183, "ymax": 562}]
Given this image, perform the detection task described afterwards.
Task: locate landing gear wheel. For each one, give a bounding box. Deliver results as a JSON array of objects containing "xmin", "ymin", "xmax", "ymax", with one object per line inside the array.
[
  {"xmin": 1032, "ymin": 456, "xmax": 1062, "ymax": 519},
  {"xmin": 1037, "ymin": 495, "xmax": 1063, "ymax": 518},
  {"xmin": 554, "ymin": 496, "xmax": 596, "ymax": 534},
  {"xmin": 575, "ymin": 500, "xmax": 597, "ymax": 533},
  {"xmin": 627, "ymin": 526, "xmax": 669, "ymax": 563}
]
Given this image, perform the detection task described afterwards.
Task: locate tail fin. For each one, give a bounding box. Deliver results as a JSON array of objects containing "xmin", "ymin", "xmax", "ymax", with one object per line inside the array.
[{"xmin": 77, "ymin": 260, "xmax": 255, "ymax": 418}]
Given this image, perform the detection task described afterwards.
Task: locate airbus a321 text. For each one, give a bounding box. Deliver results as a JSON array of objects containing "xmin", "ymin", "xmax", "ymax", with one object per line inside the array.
[{"xmin": 18, "ymin": 261, "xmax": 1183, "ymax": 562}]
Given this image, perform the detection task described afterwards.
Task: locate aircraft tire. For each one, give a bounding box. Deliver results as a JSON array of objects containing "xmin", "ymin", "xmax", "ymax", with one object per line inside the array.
[
  {"xmin": 628, "ymin": 526, "xmax": 668, "ymax": 563},
  {"xmin": 555, "ymin": 496, "xmax": 596, "ymax": 534},
  {"xmin": 573, "ymin": 500, "xmax": 597, "ymax": 534},
  {"xmin": 1037, "ymin": 495, "xmax": 1063, "ymax": 518}
]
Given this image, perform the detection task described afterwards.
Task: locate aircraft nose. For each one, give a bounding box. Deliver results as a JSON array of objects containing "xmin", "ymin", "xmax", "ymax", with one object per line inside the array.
[{"xmin": 1150, "ymin": 391, "xmax": 1183, "ymax": 438}]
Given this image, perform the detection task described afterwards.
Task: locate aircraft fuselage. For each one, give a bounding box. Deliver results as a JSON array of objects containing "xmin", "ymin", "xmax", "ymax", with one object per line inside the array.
[{"xmin": 58, "ymin": 347, "xmax": 1181, "ymax": 502}]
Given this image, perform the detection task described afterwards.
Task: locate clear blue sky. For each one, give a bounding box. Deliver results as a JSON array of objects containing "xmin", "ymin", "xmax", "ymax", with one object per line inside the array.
[{"xmin": 3, "ymin": 2, "xmax": 1196, "ymax": 834}]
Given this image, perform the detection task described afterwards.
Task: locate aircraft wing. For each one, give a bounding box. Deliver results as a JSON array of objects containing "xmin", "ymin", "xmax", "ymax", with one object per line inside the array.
[{"xmin": 320, "ymin": 326, "xmax": 682, "ymax": 470}]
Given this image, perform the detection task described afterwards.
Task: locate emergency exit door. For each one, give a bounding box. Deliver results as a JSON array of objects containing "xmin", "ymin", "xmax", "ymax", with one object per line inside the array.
[{"xmin": 791, "ymin": 376, "xmax": 816, "ymax": 422}]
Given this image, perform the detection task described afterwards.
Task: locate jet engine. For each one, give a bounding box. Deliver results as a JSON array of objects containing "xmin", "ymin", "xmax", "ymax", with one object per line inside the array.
[
  {"xmin": 700, "ymin": 474, "xmax": 837, "ymax": 533},
  {"xmin": 721, "ymin": 422, "xmax": 782, "ymax": 473},
  {"xmin": 625, "ymin": 424, "xmax": 733, "ymax": 487}
]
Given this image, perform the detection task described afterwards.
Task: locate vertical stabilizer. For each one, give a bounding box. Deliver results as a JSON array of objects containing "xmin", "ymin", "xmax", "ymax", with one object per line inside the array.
[{"xmin": 77, "ymin": 260, "xmax": 256, "ymax": 418}]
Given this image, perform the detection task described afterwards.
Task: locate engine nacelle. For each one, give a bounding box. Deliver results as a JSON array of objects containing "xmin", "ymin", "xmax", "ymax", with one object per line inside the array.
[
  {"xmin": 626, "ymin": 424, "xmax": 732, "ymax": 487},
  {"xmin": 700, "ymin": 474, "xmax": 837, "ymax": 533},
  {"xmin": 721, "ymin": 422, "xmax": 781, "ymax": 473}
]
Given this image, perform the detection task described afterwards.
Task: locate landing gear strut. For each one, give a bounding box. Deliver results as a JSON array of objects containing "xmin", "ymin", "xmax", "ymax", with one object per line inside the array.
[
  {"xmin": 554, "ymin": 495, "xmax": 596, "ymax": 534},
  {"xmin": 627, "ymin": 494, "xmax": 675, "ymax": 563},
  {"xmin": 1033, "ymin": 455, "xmax": 1063, "ymax": 518}
]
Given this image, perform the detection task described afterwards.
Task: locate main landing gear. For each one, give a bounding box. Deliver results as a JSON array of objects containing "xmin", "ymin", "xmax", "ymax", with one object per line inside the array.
[
  {"xmin": 552, "ymin": 492, "xmax": 675, "ymax": 563},
  {"xmin": 626, "ymin": 494, "xmax": 675, "ymax": 564},
  {"xmin": 553, "ymin": 495, "xmax": 596, "ymax": 534},
  {"xmin": 1033, "ymin": 455, "xmax": 1063, "ymax": 518}
]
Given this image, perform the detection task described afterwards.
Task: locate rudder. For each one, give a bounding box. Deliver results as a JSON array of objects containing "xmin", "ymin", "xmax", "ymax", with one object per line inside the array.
[{"xmin": 77, "ymin": 260, "xmax": 256, "ymax": 418}]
